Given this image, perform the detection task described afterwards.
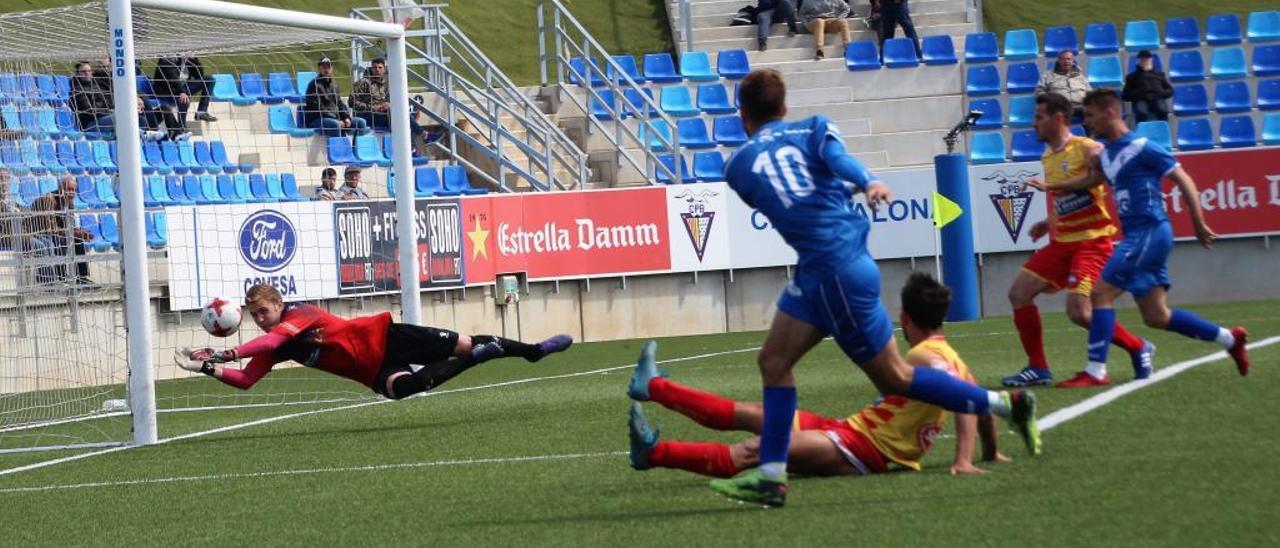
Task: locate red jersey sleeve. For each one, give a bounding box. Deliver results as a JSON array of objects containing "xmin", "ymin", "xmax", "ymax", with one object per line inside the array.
[
  {"xmin": 218, "ymin": 355, "xmax": 278, "ymax": 390},
  {"xmin": 270, "ymin": 304, "xmax": 324, "ymax": 338}
]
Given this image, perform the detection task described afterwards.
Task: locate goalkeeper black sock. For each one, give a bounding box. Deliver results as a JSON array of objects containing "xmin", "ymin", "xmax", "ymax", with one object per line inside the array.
[
  {"xmin": 472, "ymin": 335, "xmax": 542, "ymax": 361},
  {"xmin": 388, "ymin": 355, "xmax": 480, "ymax": 399}
]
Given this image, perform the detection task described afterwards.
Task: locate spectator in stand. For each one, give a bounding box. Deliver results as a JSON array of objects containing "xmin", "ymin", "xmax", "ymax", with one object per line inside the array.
[
  {"xmin": 799, "ymin": 0, "xmax": 852, "ymax": 60},
  {"xmin": 873, "ymin": 0, "xmax": 921, "ymax": 59},
  {"xmin": 313, "ymin": 168, "xmax": 342, "ymax": 201},
  {"xmin": 1036, "ymin": 49, "xmax": 1092, "ymax": 121},
  {"xmin": 303, "ymin": 57, "xmax": 369, "ymax": 139},
  {"xmin": 27, "ymin": 175, "xmax": 93, "ymax": 286},
  {"xmin": 756, "ymin": 0, "xmax": 799, "ymax": 52},
  {"xmin": 78, "ymin": 59, "xmax": 164, "ymax": 139},
  {"xmin": 0, "ymin": 169, "xmax": 56, "ymax": 282},
  {"xmin": 339, "ymin": 166, "xmax": 369, "ymax": 200},
  {"xmin": 1122, "ymin": 50, "xmax": 1174, "ymax": 123},
  {"xmin": 153, "ymin": 54, "xmax": 217, "ymax": 140},
  {"xmin": 350, "ymin": 58, "xmax": 391, "ymax": 131}
]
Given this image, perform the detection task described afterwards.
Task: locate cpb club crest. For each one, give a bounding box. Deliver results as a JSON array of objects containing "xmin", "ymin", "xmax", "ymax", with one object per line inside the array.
[
  {"xmin": 673, "ymin": 189, "xmax": 717, "ymax": 262},
  {"xmin": 982, "ymin": 170, "xmax": 1037, "ymax": 243}
]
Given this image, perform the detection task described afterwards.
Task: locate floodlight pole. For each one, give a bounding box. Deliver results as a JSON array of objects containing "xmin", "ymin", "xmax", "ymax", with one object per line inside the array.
[
  {"xmin": 387, "ymin": 35, "xmax": 423, "ymax": 326},
  {"xmin": 107, "ymin": 0, "xmax": 158, "ymax": 446}
]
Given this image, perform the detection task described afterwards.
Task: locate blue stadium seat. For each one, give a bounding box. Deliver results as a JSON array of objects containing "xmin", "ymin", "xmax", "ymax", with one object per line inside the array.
[
  {"xmin": 210, "ymin": 73, "xmax": 248, "ymax": 103},
  {"xmin": 35, "ymin": 74, "xmax": 57, "ymax": 102},
  {"xmin": 639, "ymin": 120, "xmax": 673, "ymax": 151},
  {"xmin": 1005, "ymin": 62, "xmax": 1039, "ymax": 94},
  {"xmin": 412, "ymin": 166, "xmax": 450, "ymax": 197},
  {"xmin": 0, "ymin": 74, "xmax": 19, "ymax": 99},
  {"xmin": 93, "ymin": 175, "xmax": 118, "ymax": 208},
  {"xmin": 91, "ymin": 141, "xmax": 115, "ymax": 175},
  {"xmin": 1128, "ymin": 51, "xmax": 1164, "ymax": 73},
  {"xmin": 355, "ymin": 135, "xmax": 392, "ymax": 167},
  {"xmin": 37, "ymin": 141, "xmax": 65, "ymax": 174},
  {"xmin": 1173, "ymin": 84, "xmax": 1210, "ymax": 116},
  {"xmin": 1206, "ymin": 14, "xmax": 1243, "ymax": 45},
  {"xmin": 1262, "ymin": 112, "xmax": 1280, "ymax": 144},
  {"xmin": 241, "ymin": 73, "xmax": 279, "ymax": 104},
  {"xmin": 713, "ymin": 116, "xmax": 747, "ymax": 147},
  {"xmin": 1254, "ymin": 45, "xmax": 1280, "ymax": 76},
  {"xmin": 921, "ymin": 35, "xmax": 957, "ymax": 65},
  {"xmin": 966, "ymin": 65, "xmax": 1001, "ymax": 96},
  {"xmin": 54, "ymin": 106, "xmax": 81, "ymax": 140},
  {"xmin": 1072, "ymin": 124, "xmax": 1087, "ymax": 137},
  {"xmin": 75, "ymin": 176, "xmax": 101, "ymax": 209},
  {"xmin": 0, "ymin": 104, "xmax": 21, "ymax": 135},
  {"xmin": 1011, "ymin": 130, "xmax": 1045, "ymax": 161},
  {"xmin": 845, "ymin": 41, "xmax": 881, "ymax": 71},
  {"xmin": 268, "ymin": 105, "xmax": 316, "ymax": 137},
  {"xmin": 14, "ymin": 74, "xmax": 35, "ymax": 100},
  {"xmin": 964, "ymin": 32, "xmax": 999, "ymax": 63},
  {"xmin": 0, "ymin": 142, "xmax": 25, "ymax": 176},
  {"xmin": 442, "ymin": 165, "xmax": 487, "ymax": 195},
  {"xmin": 182, "ymin": 175, "xmax": 210, "ymax": 204},
  {"xmin": 142, "ymin": 141, "xmax": 169, "ymax": 174},
  {"xmin": 607, "ymin": 55, "xmax": 644, "ymax": 84},
  {"xmin": 1084, "ymin": 22, "xmax": 1119, "ymax": 54},
  {"xmin": 209, "ymin": 141, "xmax": 242, "ymax": 173},
  {"xmin": 15, "ymin": 176, "xmax": 39, "ymax": 206},
  {"xmin": 1164, "ymin": 17, "xmax": 1201, "ymax": 48},
  {"xmin": 37, "ymin": 107, "xmax": 61, "ymax": 139},
  {"xmin": 20, "ymin": 140, "xmax": 47, "ymax": 175},
  {"xmin": 883, "ymin": 38, "xmax": 919, "ymax": 68},
  {"xmin": 247, "ymin": 173, "xmax": 274, "ymax": 202},
  {"xmin": 643, "ymin": 53, "xmax": 681, "ymax": 83},
  {"xmin": 969, "ymin": 132, "xmax": 1006, "ymax": 164},
  {"xmin": 1087, "ymin": 55, "xmax": 1124, "ymax": 87},
  {"xmin": 1219, "ymin": 115, "xmax": 1257, "ymax": 148},
  {"xmin": 74, "ymin": 141, "xmax": 100, "ymax": 175},
  {"xmin": 1044, "ymin": 26, "xmax": 1079, "ymax": 57},
  {"xmin": 55, "ymin": 141, "xmax": 82, "ymax": 175},
  {"xmin": 281, "ymin": 173, "xmax": 303, "ymax": 201},
  {"xmin": 1125, "ymin": 20, "xmax": 1161, "ymax": 50},
  {"xmin": 199, "ymin": 174, "xmax": 224, "ymax": 204},
  {"xmin": 660, "ymin": 85, "xmax": 700, "ymax": 118},
  {"xmin": 146, "ymin": 212, "xmax": 168, "ymax": 250},
  {"xmin": 295, "ymin": 71, "xmax": 317, "ymax": 96},
  {"xmin": 54, "ymin": 75, "xmax": 71, "ymax": 103},
  {"xmin": 78, "ymin": 214, "xmax": 103, "ymax": 251},
  {"xmin": 1258, "ymin": 79, "xmax": 1280, "ymax": 110},
  {"xmin": 144, "ymin": 175, "xmax": 171, "ymax": 207},
  {"xmin": 1176, "ymin": 118, "xmax": 1214, "ymax": 150},
  {"xmin": 655, "ymin": 154, "xmax": 695, "ymax": 184},
  {"xmin": 676, "ymin": 118, "xmax": 715, "ymax": 150},
  {"xmin": 161, "ymin": 141, "xmax": 190, "ymax": 175},
  {"xmin": 1168, "ymin": 50, "xmax": 1205, "ymax": 82},
  {"xmin": 692, "ymin": 151, "xmax": 726, "ymax": 182},
  {"xmin": 232, "ymin": 173, "xmax": 254, "ymax": 202},
  {"xmin": 1134, "ymin": 121, "xmax": 1172, "ymax": 149},
  {"xmin": 1247, "ymin": 11, "xmax": 1280, "ymax": 43},
  {"xmin": 263, "ymin": 174, "xmax": 286, "ymax": 201},
  {"xmin": 96, "ymin": 213, "xmax": 119, "ymax": 251},
  {"xmin": 717, "ymin": 49, "xmax": 750, "ymax": 79},
  {"xmin": 1006, "ymin": 95, "xmax": 1036, "ymax": 128},
  {"xmin": 967, "ymin": 99, "xmax": 1003, "ymax": 129},
  {"xmin": 1214, "ymin": 81, "xmax": 1252, "ymax": 113},
  {"xmin": 1003, "ymin": 29, "xmax": 1039, "ymax": 60},
  {"xmin": 177, "ymin": 141, "xmax": 204, "ymax": 175},
  {"xmin": 680, "ymin": 51, "xmax": 718, "ymax": 82},
  {"xmin": 37, "ymin": 175, "xmax": 57, "ymax": 196},
  {"xmin": 328, "ymin": 137, "xmax": 371, "ymax": 167},
  {"xmin": 1210, "ymin": 46, "xmax": 1248, "ymax": 79},
  {"xmin": 192, "ymin": 141, "xmax": 217, "ymax": 174},
  {"xmin": 268, "ymin": 72, "xmax": 301, "ymax": 103},
  {"xmin": 380, "ymin": 133, "xmax": 429, "ymax": 167},
  {"xmin": 166, "ymin": 175, "xmax": 194, "ymax": 205},
  {"xmin": 568, "ymin": 57, "xmax": 605, "ymax": 87},
  {"xmin": 623, "ymin": 88, "xmax": 659, "ymax": 118},
  {"xmin": 589, "ymin": 89, "xmax": 617, "ymax": 120},
  {"xmin": 697, "ymin": 83, "xmax": 735, "ymax": 115}
]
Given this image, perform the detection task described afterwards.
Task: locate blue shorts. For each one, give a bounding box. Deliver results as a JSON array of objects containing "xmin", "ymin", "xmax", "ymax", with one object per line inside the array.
[
  {"xmin": 776, "ymin": 253, "xmax": 894, "ymax": 364},
  {"xmin": 1101, "ymin": 221, "xmax": 1172, "ymax": 299}
]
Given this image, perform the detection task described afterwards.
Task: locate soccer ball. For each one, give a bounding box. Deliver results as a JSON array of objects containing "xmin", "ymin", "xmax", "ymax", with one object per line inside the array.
[{"xmin": 201, "ymin": 297, "xmax": 242, "ymax": 337}]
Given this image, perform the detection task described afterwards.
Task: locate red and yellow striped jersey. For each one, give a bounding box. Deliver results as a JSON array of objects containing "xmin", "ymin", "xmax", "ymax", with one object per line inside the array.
[
  {"xmin": 846, "ymin": 337, "xmax": 973, "ymax": 470},
  {"xmin": 1043, "ymin": 136, "xmax": 1118, "ymax": 243}
]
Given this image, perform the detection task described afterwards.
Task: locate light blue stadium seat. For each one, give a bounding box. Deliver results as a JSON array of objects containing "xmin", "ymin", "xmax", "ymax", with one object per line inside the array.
[
  {"xmin": 177, "ymin": 141, "xmax": 204, "ymax": 175},
  {"xmin": 660, "ymin": 85, "xmax": 700, "ymax": 118},
  {"xmin": 1003, "ymin": 29, "xmax": 1039, "ymax": 60},
  {"xmin": 623, "ymin": 88, "xmax": 660, "ymax": 118},
  {"xmin": 75, "ymin": 176, "xmax": 101, "ymax": 209},
  {"xmin": 697, "ymin": 83, "xmax": 735, "ymax": 115},
  {"xmin": 717, "ymin": 49, "xmax": 751, "ymax": 79},
  {"xmin": 268, "ymin": 72, "xmax": 301, "ymax": 103},
  {"xmin": 146, "ymin": 212, "xmax": 168, "ymax": 250},
  {"xmin": 964, "ymin": 32, "xmax": 999, "ymax": 63},
  {"xmin": 1044, "ymin": 26, "xmax": 1079, "ymax": 57},
  {"xmin": 1206, "ymin": 14, "xmax": 1243, "ymax": 45},
  {"xmin": 442, "ymin": 165, "xmax": 487, "ymax": 195},
  {"xmin": 37, "ymin": 141, "xmax": 65, "ymax": 174},
  {"xmin": 921, "ymin": 35, "xmax": 957, "ymax": 65},
  {"xmin": 883, "ymin": 38, "xmax": 919, "ymax": 68},
  {"xmin": 210, "ymin": 73, "xmax": 246, "ymax": 102},
  {"xmin": 37, "ymin": 107, "xmax": 61, "ymax": 139},
  {"xmin": 1218, "ymin": 115, "xmax": 1257, "ymax": 148},
  {"xmin": 143, "ymin": 175, "xmax": 170, "ymax": 207},
  {"xmin": 1254, "ymin": 45, "xmax": 1280, "ymax": 76},
  {"xmin": 1011, "ymin": 130, "xmax": 1045, "ymax": 161},
  {"xmin": 1214, "ymin": 81, "xmax": 1252, "ymax": 113},
  {"xmin": 1164, "ymin": 17, "xmax": 1201, "ymax": 49},
  {"xmin": 15, "ymin": 176, "xmax": 39, "ymax": 206},
  {"xmin": 643, "ymin": 53, "xmax": 682, "ymax": 83},
  {"xmin": 1087, "ymin": 55, "xmax": 1123, "ymax": 87},
  {"xmin": 845, "ymin": 40, "xmax": 880, "ymax": 71},
  {"xmin": 241, "ymin": 73, "xmax": 278, "ymax": 105},
  {"xmin": 966, "ymin": 65, "xmax": 1001, "ymax": 96},
  {"xmin": 568, "ymin": 57, "xmax": 605, "ymax": 87},
  {"xmin": 589, "ymin": 89, "xmax": 618, "ymax": 120},
  {"xmin": 1005, "ymin": 62, "xmax": 1039, "ymax": 94},
  {"xmin": 166, "ymin": 175, "xmax": 194, "ymax": 205},
  {"xmin": 94, "ymin": 175, "xmax": 118, "ymax": 208},
  {"xmin": 1006, "ymin": 95, "xmax": 1036, "ymax": 128},
  {"xmin": 1135, "ymin": 121, "xmax": 1172, "ymax": 150},
  {"xmin": 326, "ymin": 137, "xmax": 371, "ymax": 167},
  {"xmin": 676, "ymin": 118, "xmax": 715, "ymax": 150},
  {"xmin": 1084, "ymin": 22, "xmax": 1119, "ymax": 54},
  {"xmin": 141, "ymin": 141, "xmax": 168, "ymax": 175},
  {"xmin": 247, "ymin": 173, "xmax": 274, "ymax": 202},
  {"xmin": 54, "ymin": 106, "xmax": 81, "ymax": 140},
  {"xmin": 161, "ymin": 141, "xmax": 189, "ymax": 175},
  {"xmin": 268, "ymin": 105, "xmax": 316, "ymax": 137},
  {"xmin": 182, "ymin": 175, "xmax": 209, "ymax": 204},
  {"xmin": 692, "ymin": 151, "xmax": 726, "ymax": 182},
  {"xmin": 639, "ymin": 120, "xmax": 673, "ymax": 151},
  {"xmin": 680, "ymin": 51, "xmax": 718, "ymax": 82},
  {"xmin": 655, "ymin": 153, "xmax": 695, "ymax": 184},
  {"xmin": 295, "ymin": 71, "xmax": 317, "ymax": 96},
  {"xmin": 1262, "ymin": 112, "xmax": 1280, "ymax": 144},
  {"xmin": 967, "ymin": 99, "xmax": 1002, "ymax": 129},
  {"xmin": 232, "ymin": 173, "xmax": 254, "ymax": 202},
  {"xmin": 1247, "ymin": 11, "xmax": 1280, "ymax": 43},
  {"xmin": 355, "ymin": 134, "xmax": 392, "ymax": 167},
  {"xmin": 98, "ymin": 213, "xmax": 120, "ymax": 252},
  {"xmin": 1168, "ymin": 50, "xmax": 1205, "ymax": 82},
  {"xmin": 35, "ymin": 74, "xmax": 57, "ymax": 102},
  {"xmin": 713, "ymin": 116, "xmax": 747, "ymax": 147},
  {"xmin": 73, "ymin": 141, "xmax": 100, "ymax": 175},
  {"xmin": 1124, "ymin": 20, "xmax": 1161, "ymax": 50},
  {"xmin": 1210, "ymin": 46, "xmax": 1247, "ymax": 79},
  {"xmin": 263, "ymin": 173, "xmax": 285, "ymax": 201},
  {"xmin": 192, "ymin": 141, "xmax": 218, "ymax": 174},
  {"xmin": 1258, "ymin": 79, "xmax": 1280, "ymax": 110},
  {"xmin": 1176, "ymin": 118, "xmax": 1214, "ymax": 150},
  {"xmin": 78, "ymin": 214, "xmax": 103, "ymax": 251},
  {"xmin": 55, "ymin": 141, "xmax": 82, "ymax": 175},
  {"xmin": 1173, "ymin": 84, "xmax": 1210, "ymax": 116},
  {"xmin": 607, "ymin": 55, "xmax": 644, "ymax": 85},
  {"xmin": 969, "ymin": 132, "xmax": 1006, "ymax": 164},
  {"xmin": 281, "ymin": 173, "xmax": 303, "ymax": 201}
]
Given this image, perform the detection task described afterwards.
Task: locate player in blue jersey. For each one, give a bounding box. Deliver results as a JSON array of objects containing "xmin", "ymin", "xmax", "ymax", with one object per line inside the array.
[
  {"xmin": 1025, "ymin": 89, "xmax": 1250, "ymax": 385},
  {"xmin": 707, "ymin": 69, "xmax": 1040, "ymax": 507}
]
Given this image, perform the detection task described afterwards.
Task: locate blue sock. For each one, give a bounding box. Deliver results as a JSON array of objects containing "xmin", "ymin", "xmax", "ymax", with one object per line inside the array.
[
  {"xmin": 1167, "ymin": 308, "xmax": 1222, "ymax": 342},
  {"xmin": 1088, "ymin": 308, "xmax": 1116, "ymax": 364},
  {"xmin": 758, "ymin": 386, "xmax": 797, "ymax": 475},
  {"xmin": 906, "ymin": 366, "xmax": 991, "ymax": 415}
]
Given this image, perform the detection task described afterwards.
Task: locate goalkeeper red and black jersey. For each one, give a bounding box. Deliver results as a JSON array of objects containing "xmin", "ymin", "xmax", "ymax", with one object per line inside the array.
[{"xmin": 270, "ymin": 303, "xmax": 392, "ymax": 388}]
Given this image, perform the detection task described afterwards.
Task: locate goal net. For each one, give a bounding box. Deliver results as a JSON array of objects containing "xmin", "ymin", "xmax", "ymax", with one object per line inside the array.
[{"xmin": 0, "ymin": 0, "xmax": 424, "ymax": 453}]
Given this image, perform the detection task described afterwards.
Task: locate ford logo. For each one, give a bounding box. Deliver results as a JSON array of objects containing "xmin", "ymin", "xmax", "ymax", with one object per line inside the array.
[{"xmin": 239, "ymin": 210, "xmax": 296, "ymax": 273}]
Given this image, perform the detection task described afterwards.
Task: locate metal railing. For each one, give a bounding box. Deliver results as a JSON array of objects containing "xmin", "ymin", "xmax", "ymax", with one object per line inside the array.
[{"xmin": 351, "ymin": 4, "xmax": 589, "ymax": 191}]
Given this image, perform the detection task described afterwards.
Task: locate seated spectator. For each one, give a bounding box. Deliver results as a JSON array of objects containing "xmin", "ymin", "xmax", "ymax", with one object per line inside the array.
[
  {"xmin": 153, "ymin": 54, "xmax": 217, "ymax": 140},
  {"xmin": 303, "ymin": 57, "xmax": 370, "ymax": 139},
  {"xmin": 1036, "ymin": 50, "xmax": 1091, "ymax": 120},
  {"xmin": 76, "ymin": 60, "xmax": 164, "ymax": 139},
  {"xmin": 0, "ymin": 169, "xmax": 55, "ymax": 281},
  {"xmin": 756, "ymin": 0, "xmax": 799, "ymax": 52},
  {"xmin": 339, "ymin": 166, "xmax": 369, "ymax": 200},
  {"xmin": 27, "ymin": 175, "xmax": 92, "ymax": 286},
  {"xmin": 1122, "ymin": 50, "xmax": 1174, "ymax": 123},
  {"xmin": 351, "ymin": 58, "xmax": 392, "ymax": 131},
  {"xmin": 313, "ymin": 168, "xmax": 342, "ymax": 201},
  {"xmin": 799, "ymin": 0, "xmax": 852, "ymax": 60},
  {"xmin": 874, "ymin": 0, "xmax": 921, "ymax": 58}
]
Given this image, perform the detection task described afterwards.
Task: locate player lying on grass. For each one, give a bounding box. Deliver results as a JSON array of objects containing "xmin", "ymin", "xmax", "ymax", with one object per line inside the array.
[
  {"xmin": 176, "ymin": 283, "xmax": 573, "ymax": 399},
  {"xmin": 628, "ymin": 274, "xmax": 1013, "ymax": 485}
]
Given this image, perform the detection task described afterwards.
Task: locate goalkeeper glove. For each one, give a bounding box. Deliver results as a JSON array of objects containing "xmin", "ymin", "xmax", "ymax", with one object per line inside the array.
[{"xmin": 175, "ymin": 347, "xmax": 238, "ymax": 375}]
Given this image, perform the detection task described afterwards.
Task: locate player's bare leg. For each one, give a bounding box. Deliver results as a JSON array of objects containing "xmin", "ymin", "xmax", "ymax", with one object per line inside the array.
[{"xmin": 1136, "ymin": 287, "xmax": 1249, "ymax": 376}]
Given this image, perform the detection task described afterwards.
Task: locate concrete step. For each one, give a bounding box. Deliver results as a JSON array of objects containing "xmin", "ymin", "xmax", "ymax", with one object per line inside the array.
[
  {"xmin": 698, "ymin": 22, "xmax": 977, "ymax": 56},
  {"xmin": 788, "ymin": 95, "xmax": 964, "ymax": 134}
]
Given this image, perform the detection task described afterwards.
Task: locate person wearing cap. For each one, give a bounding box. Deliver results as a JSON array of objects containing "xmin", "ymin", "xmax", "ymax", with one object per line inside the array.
[
  {"xmin": 1035, "ymin": 49, "xmax": 1091, "ymax": 121},
  {"xmin": 339, "ymin": 166, "xmax": 369, "ymax": 200},
  {"xmin": 313, "ymin": 167, "xmax": 342, "ymax": 201},
  {"xmin": 1122, "ymin": 50, "xmax": 1173, "ymax": 123},
  {"xmin": 302, "ymin": 56, "xmax": 370, "ymax": 138}
]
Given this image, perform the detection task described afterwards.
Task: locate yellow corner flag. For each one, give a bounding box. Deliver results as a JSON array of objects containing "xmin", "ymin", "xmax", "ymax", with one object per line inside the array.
[{"xmin": 933, "ymin": 192, "xmax": 963, "ymax": 229}]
